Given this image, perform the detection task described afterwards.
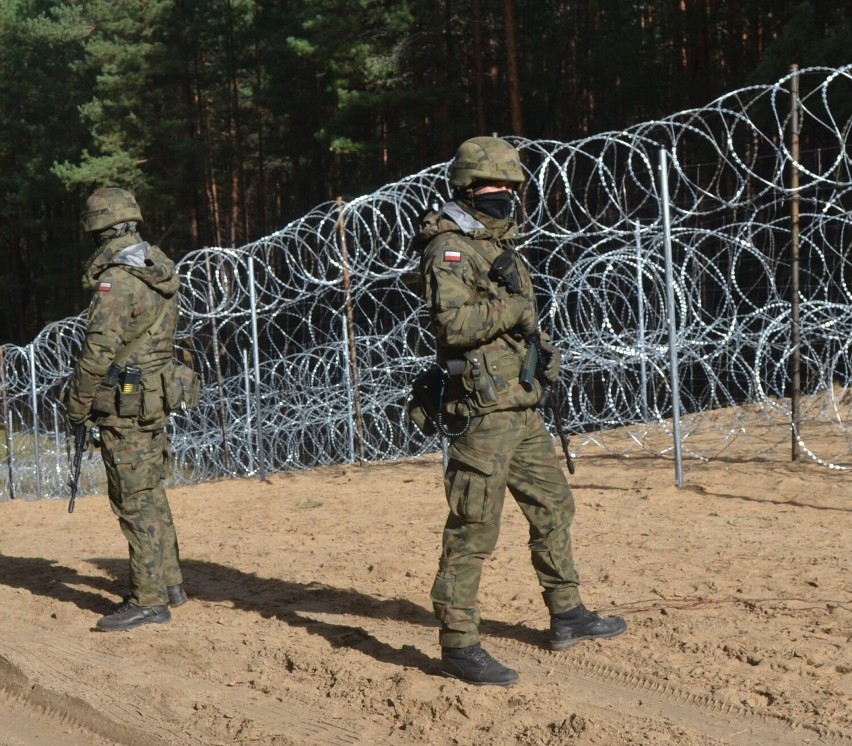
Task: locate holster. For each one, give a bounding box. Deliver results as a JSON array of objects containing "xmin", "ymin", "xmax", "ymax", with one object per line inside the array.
[{"xmin": 405, "ymin": 365, "xmax": 446, "ymax": 436}]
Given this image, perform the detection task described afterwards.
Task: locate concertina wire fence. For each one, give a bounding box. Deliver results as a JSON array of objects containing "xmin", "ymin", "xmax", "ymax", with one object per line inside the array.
[{"xmin": 1, "ymin": 64, "xmax": 851, "ymax": 501}]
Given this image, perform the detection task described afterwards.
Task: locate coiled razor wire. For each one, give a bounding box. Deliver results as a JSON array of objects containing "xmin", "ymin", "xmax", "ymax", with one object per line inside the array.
[{"xmin": 1, "ymin": 64, "xmax": 850, "ymax": 500}]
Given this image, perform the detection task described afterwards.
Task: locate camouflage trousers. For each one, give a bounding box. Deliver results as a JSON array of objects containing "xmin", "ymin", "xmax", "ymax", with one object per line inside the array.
[
  {"xmin": 99, "ymin": 426, "xmax": 182, "ymax": 607},
  {"xmin": 431, "ymin": 407, "xmax": 581, "ymax": 649}
]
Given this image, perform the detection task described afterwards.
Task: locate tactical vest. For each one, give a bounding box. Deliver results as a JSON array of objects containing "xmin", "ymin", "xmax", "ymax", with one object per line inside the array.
[{"xmin": 427, "ymin": 204, "xmax": 542, "ymax": 417}]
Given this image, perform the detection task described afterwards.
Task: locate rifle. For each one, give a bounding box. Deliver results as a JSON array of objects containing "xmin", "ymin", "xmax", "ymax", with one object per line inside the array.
[
  {"xmin": 523, "ymin": 335, "xmax": 576, "ymax": 475},
  {"xmin": 538, "ymin": 364, "xmax": 576, "ymax": 475},
  {"xmin": 67, "ymin": 424, "xmax": 87, "ymax": 514},
  {"xmin": 491, "ymin": 249, "xmax": 576, "ymax": 475}
]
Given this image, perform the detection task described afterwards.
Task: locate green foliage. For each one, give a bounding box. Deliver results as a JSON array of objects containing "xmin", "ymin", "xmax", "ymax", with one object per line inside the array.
[
  {"xmin": 50, "ymin": 0, "xmax": 170, "ymax": 192},
  {"xmin": 52, "ymin": 150, "xmax": 145, "ymax": 192},
  {"xmin": 0, "ymin": 0, "xmax": 96, "ymax": 339},
  {"xmin": 752, "ymin": 1, "xmax": 852, "ymax": 82},
  {"xmin": 1, "ymin": 0, "xmax": 850, "ymax": 343}
]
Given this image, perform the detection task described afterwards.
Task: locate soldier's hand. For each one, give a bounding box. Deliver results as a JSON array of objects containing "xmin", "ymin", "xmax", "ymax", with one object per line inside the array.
[
  {"xmin": 506, "ymin": 296, "xmax": 537, "ymax": 336},
  {"xmin": 538, "ymin": 338, "xmax": 561, "ymax": 383}
]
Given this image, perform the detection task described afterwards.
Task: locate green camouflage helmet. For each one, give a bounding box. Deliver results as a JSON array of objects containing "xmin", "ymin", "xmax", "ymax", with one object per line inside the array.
[
  {"xmin": 82, "ymin": 187, "xmax": 143, "ymax": 232},
  {"xmin": 449, "ymin": 136, "xmax": 525, "ymax": 189}
]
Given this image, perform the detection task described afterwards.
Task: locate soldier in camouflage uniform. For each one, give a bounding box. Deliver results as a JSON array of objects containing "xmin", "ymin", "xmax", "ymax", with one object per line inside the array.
[
  {"xmin": 411, "ymin": 137, "xmax": 626, "ymax": 686},
  {"xmin": 66, "ymin": 187, "xmax": 187, "ymax": 632}
]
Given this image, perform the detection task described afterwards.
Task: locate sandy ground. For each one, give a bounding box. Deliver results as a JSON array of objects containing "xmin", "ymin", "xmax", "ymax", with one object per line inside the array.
[{"xmin": 0, "ymin": 435, "xmax": 850, "ymax": 746}]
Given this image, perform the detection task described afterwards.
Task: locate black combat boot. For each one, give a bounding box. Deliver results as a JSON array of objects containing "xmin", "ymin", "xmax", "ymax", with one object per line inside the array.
[
  {"xmin": 441, "ymin": 643, "xmax": 519, "ymax": 686},
  {"xmin": 166, "ymin": 584, "xmax": 188, "ymax": 607},
  {"xmin": 549, "ymin": 604, "xmax": 627, "ymax": 650},
  {"xmin": 96, "ymin": 601, "xmax": 171, "ymax": 631}
]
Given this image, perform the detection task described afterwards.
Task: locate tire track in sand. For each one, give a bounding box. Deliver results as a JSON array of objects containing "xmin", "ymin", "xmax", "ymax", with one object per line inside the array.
[
  {"xmin": 2, "ymin": 608, "xmax": 850, "ymax": 746},
  {"xmin": 303, "ymin": 609, "xmax": 852, "ymax": 746},
  {"xmin": 0, "ymin": 621, "xmax": 374, "ymax": 745}
]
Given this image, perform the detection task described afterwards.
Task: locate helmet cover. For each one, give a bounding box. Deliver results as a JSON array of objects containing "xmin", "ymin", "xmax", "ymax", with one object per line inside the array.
[
  {"xmin": 449, "ymin": 136, "xmax": 525, "ymax": 189},
  {"xmin": 82, "ymin": 187, "xmax": 143, "ymax": 232}
]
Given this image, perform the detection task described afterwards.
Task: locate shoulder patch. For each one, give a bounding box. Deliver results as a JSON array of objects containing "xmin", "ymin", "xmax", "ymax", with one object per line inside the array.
[
  {"xmin": 97, "ymin": 282, "xmax": 112, "ymax": 292},
  {"xmin": 443, "ymin": 250, "xmax": 462, "ymax": 262}
]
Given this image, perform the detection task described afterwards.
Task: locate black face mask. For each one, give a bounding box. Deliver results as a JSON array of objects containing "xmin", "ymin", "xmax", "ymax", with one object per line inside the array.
[{"xmin": 472, "ymin": 192, "xmax": 514, "ymax": 220}]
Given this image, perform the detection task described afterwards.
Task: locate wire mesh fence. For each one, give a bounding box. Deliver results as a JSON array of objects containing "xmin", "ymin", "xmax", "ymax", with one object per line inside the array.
[{"xmin": 2, "ymin": 65, "xmax": 850, "ymax": 501}]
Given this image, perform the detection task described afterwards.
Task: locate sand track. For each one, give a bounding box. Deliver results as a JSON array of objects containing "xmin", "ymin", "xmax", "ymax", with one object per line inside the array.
[{"xmin": 0, "ymin": 446, "xmax": 849, "ymax": 745}]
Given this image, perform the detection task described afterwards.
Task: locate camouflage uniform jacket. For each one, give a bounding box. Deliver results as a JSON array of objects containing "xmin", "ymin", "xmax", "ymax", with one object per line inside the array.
[
  {"xmin": 67, "ymin": 233, "xmax": 180, "ymax": 431},
  {"xmin": 413, "ymin": 200, "xmax": 542, "ymax": 416}
]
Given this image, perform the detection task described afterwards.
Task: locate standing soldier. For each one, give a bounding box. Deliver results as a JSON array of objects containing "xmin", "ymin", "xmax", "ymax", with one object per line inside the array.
[
  {"xmin": 66, "ymin": 187, "xmax": 186, "ymax": 631},
  {"xmin": 411, "ymin": 137, "xmax": 626, "ymax": 686}
]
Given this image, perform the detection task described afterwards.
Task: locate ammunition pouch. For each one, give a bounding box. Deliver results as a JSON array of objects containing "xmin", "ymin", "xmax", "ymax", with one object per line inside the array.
[
  {"xmin": 118, "ymin": 388, "xmax": 142, "ymax": 417},
  {"xmin": 91, "ymin": 364, "xmax": 143, "ymax": 417}
]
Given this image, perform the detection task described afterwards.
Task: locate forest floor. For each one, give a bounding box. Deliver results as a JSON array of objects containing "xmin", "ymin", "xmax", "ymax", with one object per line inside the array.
[{"xmin": 0, "ymin": 430, "xmax": 850, "ymax": 745}]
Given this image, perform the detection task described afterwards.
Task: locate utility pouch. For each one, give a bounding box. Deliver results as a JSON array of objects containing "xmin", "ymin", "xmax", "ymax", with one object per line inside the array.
[
  {"xmin": 91, "ymin": 362, "xmax": 121, "ymax": 416},
  {"xmin": 161, "ymin": 360, "xmax": 201, "ymax": 412}
]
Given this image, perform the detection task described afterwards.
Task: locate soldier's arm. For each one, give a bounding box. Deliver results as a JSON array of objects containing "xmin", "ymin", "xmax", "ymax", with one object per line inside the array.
[
  {"xmin": 422, "ymin": 240, "xmax": 532, "ymax": 348},
  {"xmin": 66, "ymin": 269, "xmax": 133, "ymax": 420}
]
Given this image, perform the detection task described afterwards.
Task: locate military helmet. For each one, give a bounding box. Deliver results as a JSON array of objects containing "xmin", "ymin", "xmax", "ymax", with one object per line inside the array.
[
  {"xmin": 81, "ymin": 187, "xmax": 143, "ymax": 232},
  {"xmin": 448, "ymin": 136, "xmax": 525, "ymax": 189}
]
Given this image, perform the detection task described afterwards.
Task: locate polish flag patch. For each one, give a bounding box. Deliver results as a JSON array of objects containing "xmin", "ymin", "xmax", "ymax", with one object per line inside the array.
[
  {"xmin": 443, "ymin": 250, "xmax": 462, "ymax": 262},
  {"xmin": 97, "ymin": 282, "xmax": 112, "ymax": 292}
]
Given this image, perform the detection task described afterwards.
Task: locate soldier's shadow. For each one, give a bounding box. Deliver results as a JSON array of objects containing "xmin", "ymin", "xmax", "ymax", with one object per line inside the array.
[
  {"xmin": 0, "ymin": 554, "xmax": 116, "ymax": 614},
  {"xmin": 170, "ymin": 559, "xmax": 544, "ymax": 651},
  {"xmin": 0, "ymin": 554, "xmax": 545, "ymax": 673},
  {"xmin": 175, "ymin": 557, "xmax": 442, "ymax": 673}
]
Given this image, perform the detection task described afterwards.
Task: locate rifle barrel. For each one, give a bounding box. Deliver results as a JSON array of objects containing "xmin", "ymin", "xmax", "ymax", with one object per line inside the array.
[{"xmin": 67, "ymin": 425, "xmax": 86, "ymax": 514}]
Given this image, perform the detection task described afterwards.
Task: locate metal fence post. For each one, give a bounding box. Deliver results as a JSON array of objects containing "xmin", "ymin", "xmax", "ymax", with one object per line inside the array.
[{"xmin": 658, "ymin": 149, "xmax": 684, "ymax": 488}]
